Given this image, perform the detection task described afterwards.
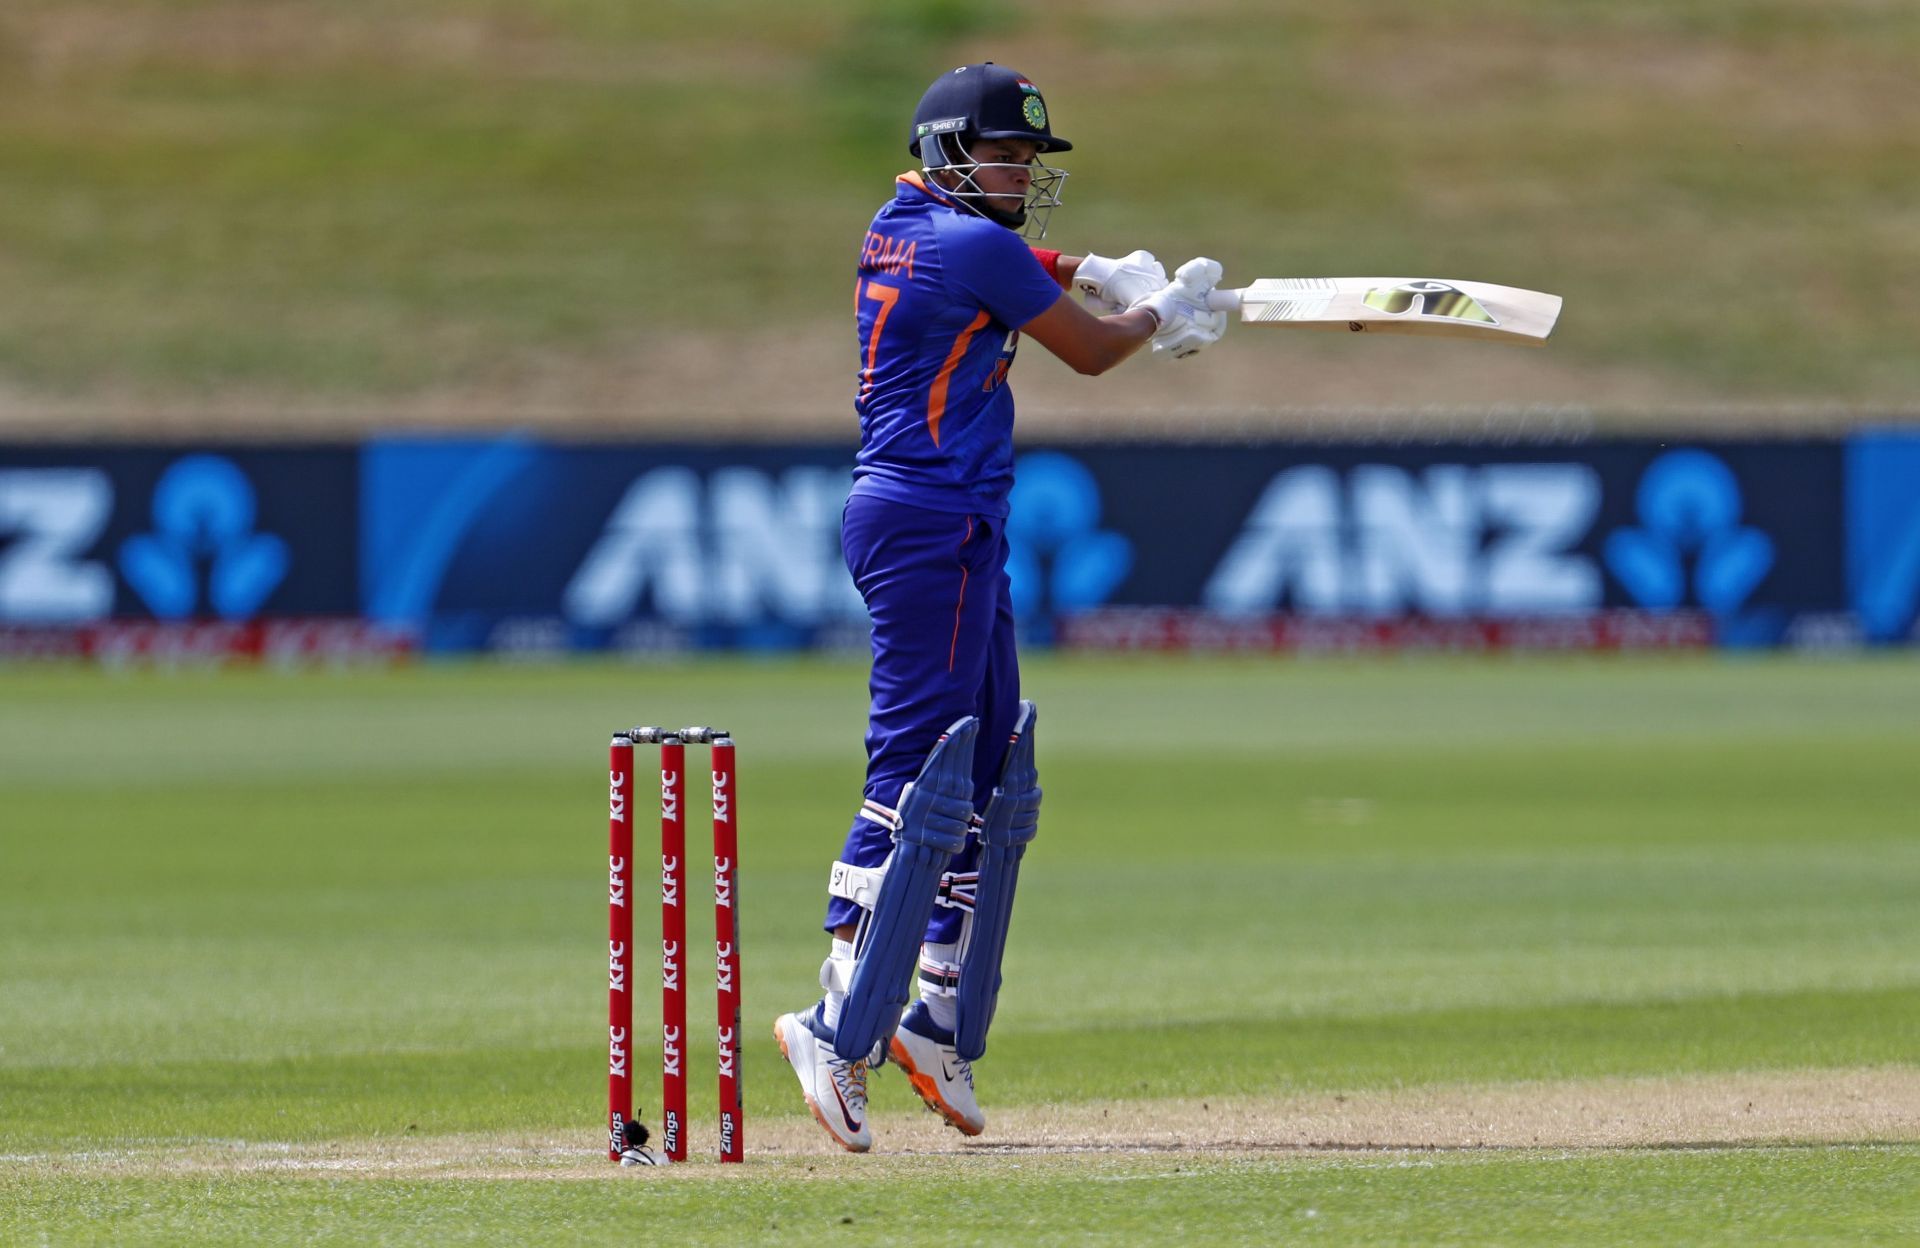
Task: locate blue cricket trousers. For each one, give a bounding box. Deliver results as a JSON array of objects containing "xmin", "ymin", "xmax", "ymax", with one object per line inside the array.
[{"xmin": 826, "ymin": 492, "xmax": 1022, "ymax": 942}]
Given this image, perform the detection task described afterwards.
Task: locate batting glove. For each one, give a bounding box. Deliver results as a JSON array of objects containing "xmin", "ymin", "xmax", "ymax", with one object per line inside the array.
[
  {"xmin": 1073, "ymin": 250, "xmax": 1168, "ymax": 314},
  {"xmin": 1131, "ymin": 258, "xmax": 1228, "ymax": 359}
]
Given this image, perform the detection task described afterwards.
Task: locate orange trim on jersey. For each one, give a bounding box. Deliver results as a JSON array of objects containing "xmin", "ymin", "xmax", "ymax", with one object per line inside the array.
[
  {"xmin": 927, "ymin": 310, "xmax": 991, "ymax": 447},
  {"xmin": 897, "ymin": 170, "xmax": 961, "ymax": 209},
  {"xmin": 948, "ymin": 516, "xmax": 974, "ymax": 672}
]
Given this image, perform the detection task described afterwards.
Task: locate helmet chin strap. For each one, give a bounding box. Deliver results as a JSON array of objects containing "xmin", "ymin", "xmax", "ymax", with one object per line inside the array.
[{"xmin": 975, "ymin": 200, "xmax": 1028, "ymax": 230}]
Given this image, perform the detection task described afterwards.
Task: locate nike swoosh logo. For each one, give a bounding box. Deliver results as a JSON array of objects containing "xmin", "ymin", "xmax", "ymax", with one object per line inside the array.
[
  {"xmin": 831, "ymin": 1082, "xmax": 862, "ymax": 1134},
  {"xmin": 941, "ymin": 1061, "xmax": 959, "ymax": 1082}
]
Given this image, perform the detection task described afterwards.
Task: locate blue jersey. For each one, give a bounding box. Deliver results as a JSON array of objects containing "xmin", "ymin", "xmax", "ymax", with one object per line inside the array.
[{"xmin": 848, "ymin": 173, "xmax": 1064, "ymax": 517}]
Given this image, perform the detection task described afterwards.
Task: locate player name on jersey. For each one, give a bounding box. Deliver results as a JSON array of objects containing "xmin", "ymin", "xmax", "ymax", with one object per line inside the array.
[{"xmin": 860, "ymin": 231, "xmax": 917, "ymax": 279}]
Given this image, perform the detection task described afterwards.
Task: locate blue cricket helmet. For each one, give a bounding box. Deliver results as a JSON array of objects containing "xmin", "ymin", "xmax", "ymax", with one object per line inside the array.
[{"xmin": 909, "ymin": 63, "xmax": 1072, "ymax": 158}]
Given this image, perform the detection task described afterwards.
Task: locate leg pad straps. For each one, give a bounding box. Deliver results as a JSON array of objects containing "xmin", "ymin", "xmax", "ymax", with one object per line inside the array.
[
  {"xmin": 955, "ymin": 700, "xmax": 1041, "ymax": 1061},
  {"xmin": 832, "ymin": 717, "xmax": 979, "ymax": 1062}
]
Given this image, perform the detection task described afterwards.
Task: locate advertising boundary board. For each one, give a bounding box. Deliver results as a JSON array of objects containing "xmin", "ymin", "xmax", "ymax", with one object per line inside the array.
[{"xmin": 2, "ymin": 433, "xmax": 1915, "ymax": 659}]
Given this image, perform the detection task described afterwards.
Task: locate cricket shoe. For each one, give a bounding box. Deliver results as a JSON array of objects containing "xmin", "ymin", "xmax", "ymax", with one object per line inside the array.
[
  {"xmin": 888, "ymin": 1001, "xmax": 985, "ymax": 1136},
  {"xmin": 617, "ymin": 1120, "xmax": 665, "ymax": 1167},
  {"xmin": 774, "ymin": 1006, "xmax": 871, "ymax": 1153}
]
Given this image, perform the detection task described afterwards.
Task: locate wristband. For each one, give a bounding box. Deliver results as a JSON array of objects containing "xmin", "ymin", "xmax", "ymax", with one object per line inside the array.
[{"xmin": 1029, "ymin": 247, "xmax": 1064, "ymax": 286}]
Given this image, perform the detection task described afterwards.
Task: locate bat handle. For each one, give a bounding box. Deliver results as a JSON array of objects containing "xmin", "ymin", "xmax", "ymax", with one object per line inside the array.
[{"xmin": 1204, "ymin": 288, "xmax": 1243, "ymax": 313}]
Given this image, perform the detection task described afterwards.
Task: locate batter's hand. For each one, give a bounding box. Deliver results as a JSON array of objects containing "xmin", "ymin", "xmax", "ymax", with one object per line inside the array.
[
  {"xmin": 1073, "ymin": 250, "xmax": 1167, "ymax": 314},
  {"xmin": 1131, "ymin": 258, "xmax": 1228, "ymax": 359}
]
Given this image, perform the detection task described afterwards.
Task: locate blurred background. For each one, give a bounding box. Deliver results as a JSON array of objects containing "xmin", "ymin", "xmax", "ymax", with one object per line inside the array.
[
  {"xmin": 1, "ymin": 5, "xmax": 1916, "ymax": 1212},
  {"xmin": 1, "ymin": 0, "xmax": 1915, "ymax": 656}
]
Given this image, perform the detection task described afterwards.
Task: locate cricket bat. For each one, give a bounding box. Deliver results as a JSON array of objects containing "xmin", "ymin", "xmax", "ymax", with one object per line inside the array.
[{"xmin": 1203, "ymin": 277, "xmax": 1561, "ymax": 345}]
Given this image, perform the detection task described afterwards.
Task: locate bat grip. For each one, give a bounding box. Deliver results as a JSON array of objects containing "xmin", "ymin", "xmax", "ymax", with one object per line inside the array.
[{"xmin": 1204, "ymin": 288, "xmax": 1242, "ymax": 313}]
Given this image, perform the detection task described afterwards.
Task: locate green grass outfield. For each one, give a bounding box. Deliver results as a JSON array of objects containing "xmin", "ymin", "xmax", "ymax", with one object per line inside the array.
[{"xmin": 2, "ymin": 655, "xmax": 1917, "ymax": 1244}]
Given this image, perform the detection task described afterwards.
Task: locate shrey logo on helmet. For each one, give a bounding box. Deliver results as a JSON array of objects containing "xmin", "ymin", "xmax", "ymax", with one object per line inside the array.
[{"xmin": 915, "ymin": 116, "xmax": 968, "ymax": 142}]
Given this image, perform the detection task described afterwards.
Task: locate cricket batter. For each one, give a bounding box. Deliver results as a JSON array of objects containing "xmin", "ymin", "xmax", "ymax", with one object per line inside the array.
[{"xmin": 775, "ymin": 63, "xmax": 1228, "ymax": 1152}]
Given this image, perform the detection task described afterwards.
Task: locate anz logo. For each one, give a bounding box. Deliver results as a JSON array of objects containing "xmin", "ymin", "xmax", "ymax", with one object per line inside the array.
[
  {"xmin": 1006, "ymin": 451, "xmax": 1133, "ymax": 633},
  {"xmin": 120, "ymin": 455, "xmax": 289, "ymax": 619},
  {"xmin": 564, "ymin": 467, "xmax": 864, "ymax": 627},
  {"xmin": 1204, "ymin": 463, "xmax": 1602, "ymax": 615},
  {"xmin": 1604, "ymin": 450, "xmax": 1773, "ymax": 614},
  {"xmin": 0, "ymin": 455, "xmax": 287, "ymax": 623}
]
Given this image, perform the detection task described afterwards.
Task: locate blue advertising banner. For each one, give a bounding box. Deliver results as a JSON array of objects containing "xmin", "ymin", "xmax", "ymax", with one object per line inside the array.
[
  {"xmin": 359, "ymin": 438, "xmax": 863, "ymax": 653},
  {"xmin": 0, "ymin": 446, "xmax": 358, "ymax": 622},
  {"xmin": 357, "ymin": 436, "xmax": 1852, "ymax": 654},
  {"xmin": 1010, "ymin": 441, "xmax": 1845, "ymax": 648},
  {"xmin": 0, "ymin": 445, "xmax": 407, "ymax": 661},
  {"xmin": 2, "ymin": 432, "xmax": 1909, "ymax": 659},
  {"xmin": 1847, "ymin": 431, "xmax": 1920, "ymax": 644}
]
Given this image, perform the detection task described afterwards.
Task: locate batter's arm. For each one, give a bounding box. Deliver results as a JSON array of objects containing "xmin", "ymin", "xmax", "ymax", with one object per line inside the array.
[{"xmin": 1019, "ymin": 290, "xmax": 1156, "ymax": 377}]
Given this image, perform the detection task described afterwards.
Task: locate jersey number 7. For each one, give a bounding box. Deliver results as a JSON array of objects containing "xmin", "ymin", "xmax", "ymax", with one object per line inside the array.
[{"xmin": 858, "ymin": 279, "xmax": 899, "ymax": 402}]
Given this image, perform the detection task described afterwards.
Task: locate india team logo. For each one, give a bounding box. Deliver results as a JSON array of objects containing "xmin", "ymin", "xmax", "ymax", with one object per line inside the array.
[{"xmin": 1015, "ymin": 77, "xmax": 1048, "ymax": 129}]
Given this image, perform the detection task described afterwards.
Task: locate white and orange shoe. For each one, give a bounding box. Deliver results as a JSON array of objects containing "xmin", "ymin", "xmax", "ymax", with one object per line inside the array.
[
  {"xmin": 775, "ymin": 1007, "xmax": 872, "ymax": 1153},
  {"xmin": 888, "ymin": 1002, "xmax": 985, "ymax": 1136}
]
